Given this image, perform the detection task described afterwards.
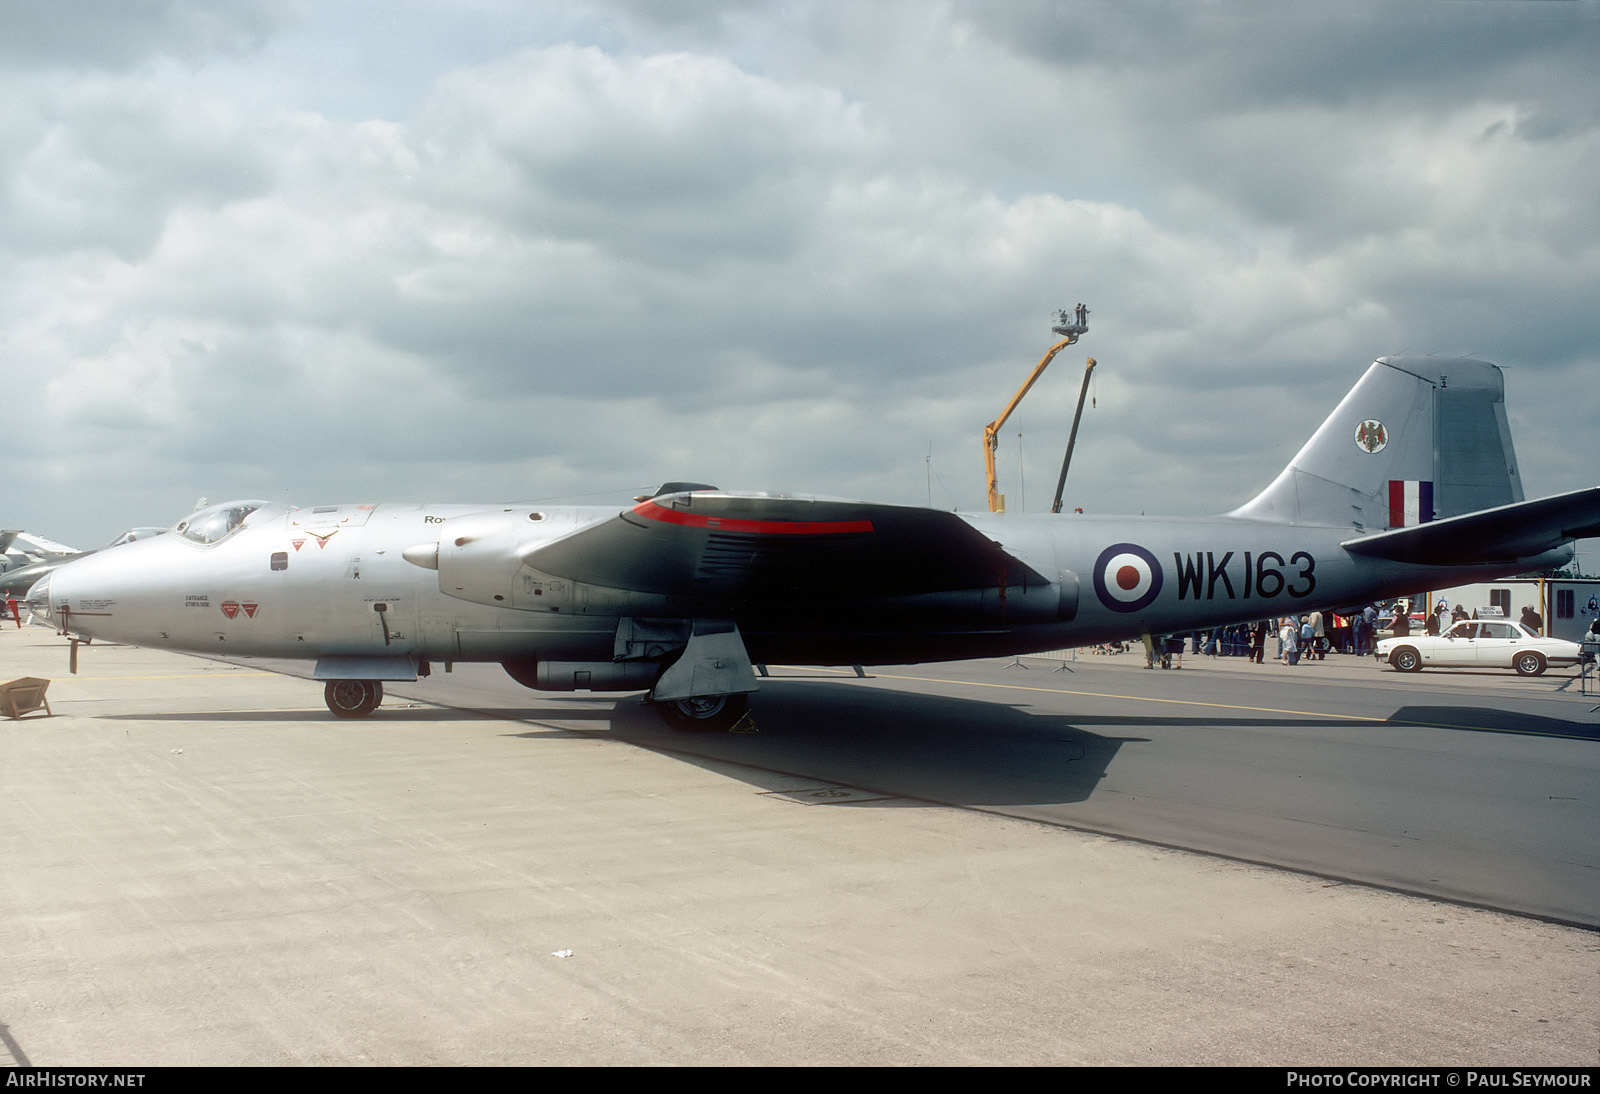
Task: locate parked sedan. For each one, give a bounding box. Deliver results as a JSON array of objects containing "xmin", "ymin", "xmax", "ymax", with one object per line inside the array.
[{"xmin": 1376, "ymin": 620, "xmax": 1582, "ymax": 676}]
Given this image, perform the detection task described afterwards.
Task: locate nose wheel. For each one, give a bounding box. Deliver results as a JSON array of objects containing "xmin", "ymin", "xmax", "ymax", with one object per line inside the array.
[{"xmin": 324, "ymin": 679, "xmax": 383, "ymax": 718}]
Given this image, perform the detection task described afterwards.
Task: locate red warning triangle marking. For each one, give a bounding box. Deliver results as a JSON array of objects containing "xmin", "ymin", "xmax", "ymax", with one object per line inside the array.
[
  {"xmin": 242, "ymin": 603, "xmax": 258, "ymax": 618},
  {"xmin": 220, "ymin": 602, "xmax": 240, "ymax": 619}
]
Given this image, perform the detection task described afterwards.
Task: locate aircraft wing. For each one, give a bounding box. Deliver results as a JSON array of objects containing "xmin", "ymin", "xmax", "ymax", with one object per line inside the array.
[
  {"xmin": 1341, "ymin": 485, "xmax": 1600, "ymax": 565},
  {"xmin": 520, "ymin": 492, "xmax": 1047, "ymax": 601}
]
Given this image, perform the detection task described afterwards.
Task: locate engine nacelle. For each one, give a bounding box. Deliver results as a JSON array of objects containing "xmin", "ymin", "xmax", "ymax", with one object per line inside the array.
[{"xmin": 427, "ymin": 509, "xmax": 552, "ymax": 609}]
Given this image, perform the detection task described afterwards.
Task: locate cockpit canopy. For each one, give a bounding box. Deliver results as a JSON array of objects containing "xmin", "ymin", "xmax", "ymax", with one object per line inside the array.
[
  {"xmin": 101, "ymin": 527, "xmax": 168, "ymax": 550},
  {"xmin": 174, "ymin": 500, "xmax": 271, "ymax": 545}
]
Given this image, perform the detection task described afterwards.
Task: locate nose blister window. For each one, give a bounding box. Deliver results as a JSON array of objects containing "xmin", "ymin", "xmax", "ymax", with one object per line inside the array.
[{"xmin": 175, "ymin": 501, "xmax": 268, "ymax": 545}]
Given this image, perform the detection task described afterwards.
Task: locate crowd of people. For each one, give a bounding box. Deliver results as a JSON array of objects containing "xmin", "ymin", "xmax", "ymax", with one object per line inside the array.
[
  {"xmin": 1146, "ymin": 607, "xmax": 1377, "ymax": 667},
  {"xmin": 1140, "ymin": 597, "xmax": 1599, "ymax": 669}
]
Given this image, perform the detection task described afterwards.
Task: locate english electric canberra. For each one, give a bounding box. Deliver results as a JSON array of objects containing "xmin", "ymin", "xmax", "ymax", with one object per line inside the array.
[{"xmin": 29, "ymin": 357, "xmax": 1600, "ymax": 725}]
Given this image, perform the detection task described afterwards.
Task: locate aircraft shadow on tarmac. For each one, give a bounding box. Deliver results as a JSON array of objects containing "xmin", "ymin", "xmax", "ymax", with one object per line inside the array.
[
  {"xmin": 496, "ymin": 687, "xmax": 1600, "ymax": 808},
  {"xmin": 1062, "ymin": 710, "xmax": 1599, "ymax": 740},
  {"xmin": 97, "ymin": 685, "xmax": 1127, "ymax": 809},
  {"xmin": 504, "ymin": 680, "xmax": 1144, "ymax": 809},
  {"xmin": 1386, "ymin": 705, "xmax": 1600, "ymax": 741}
]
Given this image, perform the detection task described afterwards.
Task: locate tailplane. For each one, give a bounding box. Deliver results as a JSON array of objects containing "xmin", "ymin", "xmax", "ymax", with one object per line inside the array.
[
  {"xmin": 1342, "ymin": 485, "xmax": 1600, "ymax": 566},
  {"xmin": 1228, "ymin": 356, "xmax": 1523, "ymax": 531}
]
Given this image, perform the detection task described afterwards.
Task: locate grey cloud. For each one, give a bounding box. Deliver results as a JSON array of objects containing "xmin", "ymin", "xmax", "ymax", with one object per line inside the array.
[
  {"xmin": 0, "ymin": 0, "xmax": 292, "ymax": 71},
  {"xmin": 0, "ymin": 79, "xmax": 271, "ymax": 260},
  {"xmin": 963, "ymin": 1, "xmax": 1599, "ymax": 113},
  {"xmin": 413, "ymin": 47, "xmax": 871, "ymax": 264},
  {"xmin": 2, "ymin": 2, "xmax": 1595, "ymax": 547}
]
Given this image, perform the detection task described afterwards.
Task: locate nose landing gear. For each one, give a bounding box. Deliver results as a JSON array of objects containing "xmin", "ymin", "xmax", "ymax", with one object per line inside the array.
[{"xmin": 325, "ymin": 679, "xmax": 383, "ymax": 718}]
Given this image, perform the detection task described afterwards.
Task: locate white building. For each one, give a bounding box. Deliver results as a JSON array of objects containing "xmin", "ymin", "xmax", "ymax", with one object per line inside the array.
[{"xmin": 1401, "ymin": 576, "xmax": 1600, "ymax": 642}]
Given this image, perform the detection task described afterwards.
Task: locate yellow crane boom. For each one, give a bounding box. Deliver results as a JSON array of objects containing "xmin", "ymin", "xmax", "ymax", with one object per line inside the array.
[{"xmin": 983, "ymin": 309, "xmax": 1087, "ymax": 513}]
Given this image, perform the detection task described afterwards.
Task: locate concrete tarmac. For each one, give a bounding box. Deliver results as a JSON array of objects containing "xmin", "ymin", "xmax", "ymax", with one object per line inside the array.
[
  {"xmin": 381, "ymin": 645, "xmax": 1600, "ymax": 928},
  {"xmin": 1, "ymin": 627, "xmax": 1595, "ymax": 1066}
]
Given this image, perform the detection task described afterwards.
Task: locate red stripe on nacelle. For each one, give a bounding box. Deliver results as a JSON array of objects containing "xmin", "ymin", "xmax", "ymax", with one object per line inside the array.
[{"xmin": 632, "ymin": 499, "xmax": 874, "ymax": 536}]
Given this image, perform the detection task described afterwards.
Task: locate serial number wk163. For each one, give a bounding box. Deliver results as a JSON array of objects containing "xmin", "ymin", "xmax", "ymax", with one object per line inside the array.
[{"xmin": 1172, "ymin": 550, "xmax": 1317, "ymax": 601}]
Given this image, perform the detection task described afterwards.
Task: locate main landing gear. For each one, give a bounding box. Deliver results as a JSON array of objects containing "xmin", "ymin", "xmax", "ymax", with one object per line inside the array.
[
  {"xmin": 325, "ymin": 679, "xmax": 383, "ymax": 718},
  {"xmin": 655, "ymin": 692, "xmax": 750, "ymax": 732}
]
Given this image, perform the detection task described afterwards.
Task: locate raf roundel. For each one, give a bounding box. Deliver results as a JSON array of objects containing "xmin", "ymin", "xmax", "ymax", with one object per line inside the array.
[{"xmin": 1092, "ymin": 543, "xmax": 1164, "ymax": 613}]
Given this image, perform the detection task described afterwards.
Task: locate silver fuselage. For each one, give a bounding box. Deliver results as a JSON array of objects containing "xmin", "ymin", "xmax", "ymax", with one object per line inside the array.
[{"xmin": 32, "ymin": 500, "xmax": 1570, "ymax": 671}]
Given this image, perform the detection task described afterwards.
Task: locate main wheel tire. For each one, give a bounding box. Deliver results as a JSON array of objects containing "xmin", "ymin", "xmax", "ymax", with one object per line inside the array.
[
  {"xmin": 1513, "ymin": 650, "xmax": 1546, "ymax": 676},
  {"xmin": 1389, "ymin": 647, "xmax": 1422, "ymax": 673},
  {"xmin": 658, "ymin": 693, "xmax": 749, "ymax": 732},
  {"xmin": 325, "ymin": 679, "xmax": 383, "ymax": 718}
]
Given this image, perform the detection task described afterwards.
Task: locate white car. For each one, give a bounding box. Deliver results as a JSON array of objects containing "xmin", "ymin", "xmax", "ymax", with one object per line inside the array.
[{"xmin": 1376, "ymin": 620, "xmax": 1582, "ymax": 676}]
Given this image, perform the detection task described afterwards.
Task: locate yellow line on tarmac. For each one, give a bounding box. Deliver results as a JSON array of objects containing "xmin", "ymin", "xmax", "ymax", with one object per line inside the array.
[
  {"xmin": 49, "ymin": 672, "xmax": 281, "ymax": 683},
  {"xmin": 777, "ymin": 666, "xmax": 1590, "ymax": 739},
  {"xmin": 776, "ymin": 665, "xmax": 1368, "ymax": 722},
  {"xmin": 871, "ymin": 670, "xmax": 1362, "ymax": 721},
  {"xmin": 774, "ymin": 662, "xmax": 1388, "ymax": 722}
]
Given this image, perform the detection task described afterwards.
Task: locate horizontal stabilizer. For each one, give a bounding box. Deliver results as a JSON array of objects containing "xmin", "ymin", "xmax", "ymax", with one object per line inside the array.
[
  {"xmin": 524, "ymin": 492, "xmax": 1047, "ymax": 600},
  {"xmin": 1341, "ymin": 486, "xmax": 1600, "ymax": 565}
]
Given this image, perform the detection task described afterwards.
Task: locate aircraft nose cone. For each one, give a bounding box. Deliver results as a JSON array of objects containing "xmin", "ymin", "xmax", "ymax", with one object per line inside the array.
[{"xmin": 23, "ymin": 573, "xmax": 52, "ymax": 627}]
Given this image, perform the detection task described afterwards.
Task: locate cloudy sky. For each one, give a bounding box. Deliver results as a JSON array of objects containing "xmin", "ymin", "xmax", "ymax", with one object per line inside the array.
[{"xmin": 3, "ymin": 0, "xmax": 1597, "ymax": 552}]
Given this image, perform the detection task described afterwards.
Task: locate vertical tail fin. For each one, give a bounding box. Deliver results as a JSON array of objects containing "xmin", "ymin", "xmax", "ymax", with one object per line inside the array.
[{"xmin": 1228, "ymin": 357, "xmax": 1524, "ymax": 531}]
